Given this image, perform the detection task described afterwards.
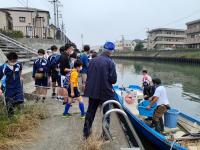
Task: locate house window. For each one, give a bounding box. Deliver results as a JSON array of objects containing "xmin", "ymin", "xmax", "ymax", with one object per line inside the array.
[{"xmin": 19, "ymin": 17, "xmax": 26, "ymax": 22}]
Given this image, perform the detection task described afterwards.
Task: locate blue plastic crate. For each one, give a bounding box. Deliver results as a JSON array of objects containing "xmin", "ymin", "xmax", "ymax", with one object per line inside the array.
[{"xmin": 137, "ymin": 100, "xmax": 157, "ymax": 117}]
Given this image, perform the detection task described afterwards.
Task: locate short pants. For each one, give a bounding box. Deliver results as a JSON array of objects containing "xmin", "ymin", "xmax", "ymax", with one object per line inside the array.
[
  {"xmin": 51, "ymin": 71, "xmax": 59, "ymax": 83},
  {"xmin": 35, "ymin": 77, "xmax": 48, "ymax": 87},
  {"xmin": 68, "ymin": 87, "xmax": 80, "ymax": 98},
  {"xmin": 5, "ymin": 87, "xmax": 24, "ymax": 104}
]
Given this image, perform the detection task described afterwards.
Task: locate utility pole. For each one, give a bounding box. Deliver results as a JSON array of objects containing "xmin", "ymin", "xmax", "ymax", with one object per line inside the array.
[
  {"xmin": 56, "ymin": 1, "xmax": 63, "ymax": 28},
  {"xmin": 26, "ymin": 0, "xmax": 28, "ymax": 8},
  {"xmin": 61, "ymin": 21, "xmax": 65, "ymax": 44},
  {"xmin": 147, "ymin": 28, "xmax": 150, "ymax": 51},
  {"xmin": 81, "ymin": 34, "xmax": 84, "ymax": 50},
  {"xmin": 57, "ymin": 2, "xmax": 59, "ymax": 28},
  {"xmin": 122, "ymin": 35, "xmax": 125, "ymax": 51},
  {"xmin": 49, "ymin": 0, "xmax": 57, "ymax": 27}
]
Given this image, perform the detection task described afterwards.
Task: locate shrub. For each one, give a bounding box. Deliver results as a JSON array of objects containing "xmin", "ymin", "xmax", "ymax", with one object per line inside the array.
[
  {"xmin": 134, "ymin": 42, "xmax": 144, "ymax": 51},
  {"xmin": 0, "ymin": 29, "xmax": 24, "ymax": 38}
]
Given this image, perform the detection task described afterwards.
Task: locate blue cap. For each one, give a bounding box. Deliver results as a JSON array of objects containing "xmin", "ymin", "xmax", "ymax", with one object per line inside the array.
[{"xmin": 103, "ymin": 41, "xmax": 115, "ymax": 51}]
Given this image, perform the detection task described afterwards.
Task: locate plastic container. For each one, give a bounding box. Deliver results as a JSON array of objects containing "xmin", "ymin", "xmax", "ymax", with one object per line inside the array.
[
  {"xmin": 164, "ymin": 109, "xmax": 180, "ymax": 128},
  {"xmin": 129, "ymin": 85, "xmax": 143, "ymax": 91},
  {"xmin": 137, "ymin": 100, "xmax": 157, "ymax": 117}
]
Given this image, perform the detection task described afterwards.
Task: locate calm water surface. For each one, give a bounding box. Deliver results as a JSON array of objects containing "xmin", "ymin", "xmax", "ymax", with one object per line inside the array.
[{"xmin": 115, "ymin": 59, "xmax": 200, "ymax": 119}]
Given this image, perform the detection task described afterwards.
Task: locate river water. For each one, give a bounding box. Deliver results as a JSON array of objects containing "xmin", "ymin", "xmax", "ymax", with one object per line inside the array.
[{"xmin": 115, "ymin": 59, "xmax": 200, "ymax": 119}]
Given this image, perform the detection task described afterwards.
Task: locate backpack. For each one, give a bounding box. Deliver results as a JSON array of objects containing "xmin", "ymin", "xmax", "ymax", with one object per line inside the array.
[
  {"xmin": 0, "ymin": 64, "xmax": 15, "ymax": 93},
  {"xmin": 49, "ymin": 54, "xmax": 60, "ymax": 69},
  {"xmin": 0, "ymin": 64, "xmax": 7, "ymax": 93}
]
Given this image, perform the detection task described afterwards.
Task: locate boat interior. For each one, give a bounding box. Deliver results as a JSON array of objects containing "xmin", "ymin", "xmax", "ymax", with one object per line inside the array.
[{"xmin": 116, "ymin": 88, "xmax": 200, "ymax": 150}]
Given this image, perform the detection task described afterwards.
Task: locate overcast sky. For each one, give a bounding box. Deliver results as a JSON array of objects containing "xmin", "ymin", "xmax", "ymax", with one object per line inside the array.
[{"xmin": 1, "ymin": 0, "xmax": 200, "ymax": 48}]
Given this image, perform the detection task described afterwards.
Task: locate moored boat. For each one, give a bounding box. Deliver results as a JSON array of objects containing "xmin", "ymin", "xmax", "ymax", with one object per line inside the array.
[{"xmin": 114, "ymin": 85, "xmax": 200, "ymax": 150}]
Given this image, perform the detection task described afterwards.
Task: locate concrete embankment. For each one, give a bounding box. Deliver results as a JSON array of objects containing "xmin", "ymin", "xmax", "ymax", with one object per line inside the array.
[
  {"xmin": 16, "ymin": 38, "xmax": 65, "ymax": 51},
  {"xmin": 112, "ymin": 50, "xmax": 200, "ymax": 65}
]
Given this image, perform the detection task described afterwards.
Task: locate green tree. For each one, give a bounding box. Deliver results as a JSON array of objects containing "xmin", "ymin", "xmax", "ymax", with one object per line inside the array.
[{"xmin": 134, "ymin": 42, "xmax": 144, "ymax": 51}]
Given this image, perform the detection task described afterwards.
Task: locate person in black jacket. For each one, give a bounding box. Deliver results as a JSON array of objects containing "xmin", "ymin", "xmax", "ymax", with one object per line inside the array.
[
  {"xmin": 83, "ymin": 41, "xmax": 117, "ymax": 140},
  {"xmin": 57, "ymin": 43, "xmax": 74, "ymax": 103}
]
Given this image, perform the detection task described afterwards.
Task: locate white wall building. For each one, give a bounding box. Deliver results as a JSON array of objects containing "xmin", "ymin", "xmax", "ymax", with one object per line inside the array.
[
  {"xmin": 115, "ymin": 40, "xmax": 137, "ymax": 51},
  {"xmin": 186, "ymin": 19, "xmax": 200, "ymax": 49},
  {"xmin": 0, "ymin": 7, "xmax": 51, "ymax": 38},
  {"xmin": 147, "ymin": 28, "xmax": 186, "ymax": 50}
]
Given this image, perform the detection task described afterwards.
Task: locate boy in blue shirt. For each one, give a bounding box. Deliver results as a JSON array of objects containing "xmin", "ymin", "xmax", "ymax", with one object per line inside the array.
[
  {"xmin": 0, "ymin": 52, "xmax": 24, "ymax": 117},
  {"xmin": 33, "ymin": 49, "xmax": 49, "ymax": 102},
  {"xmin": 80, "ymin": 45, "xmax": 90, "ymax": 94},
  {"xmin": 48, "ymin": 45, "xmax": 60, "ymax": 98}
]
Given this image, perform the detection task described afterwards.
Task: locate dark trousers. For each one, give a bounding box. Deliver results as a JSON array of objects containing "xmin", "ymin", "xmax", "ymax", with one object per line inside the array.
[
  {"xmin": 5, "ymin": 97, "xmax": 23, "ymax": 118},
  {"xmin": 151, "ymin": 105, "xmax": 167, "ymax": 133},
  {"xmin": 83, "ymin": 98, "xmax": 110, "ymax": 138}
]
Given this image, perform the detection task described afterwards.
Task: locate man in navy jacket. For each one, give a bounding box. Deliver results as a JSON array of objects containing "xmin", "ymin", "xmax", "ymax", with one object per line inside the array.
[{"xmin": 83, "ymin": 41, "xmax": 117, "ymax": 139}]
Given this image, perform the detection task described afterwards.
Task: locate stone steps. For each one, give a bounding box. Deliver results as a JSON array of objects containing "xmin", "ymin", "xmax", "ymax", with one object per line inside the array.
[{"xmin": 0, "ymin": 33, "xmax": 37, "ymax": 62}]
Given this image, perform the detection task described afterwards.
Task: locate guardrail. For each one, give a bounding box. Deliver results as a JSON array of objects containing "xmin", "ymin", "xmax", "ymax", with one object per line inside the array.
[{"xmin": 101, "ymin": 100, "xmax": 145, "ymax": 150}]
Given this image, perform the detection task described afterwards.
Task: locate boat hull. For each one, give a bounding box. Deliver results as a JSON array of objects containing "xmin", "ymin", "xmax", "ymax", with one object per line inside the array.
[{"xmin": 114, "ymin": 86, "xmax": 188, "ymax": 150}]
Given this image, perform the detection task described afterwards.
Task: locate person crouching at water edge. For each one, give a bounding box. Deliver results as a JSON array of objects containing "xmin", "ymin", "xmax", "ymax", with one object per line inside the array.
[
  {"xmin": 146, "ymin": 78, "xmax": 170, "ymax": 133},
  {"xmin": 32, "ymin": 49, "xmax": 50, "ymax": 102},
  {"xmin": 0, "ymin": 52, "xmax": 24, "ymax": 118},
  {"xmin": 63, "ymin": 60, "xmax": 85, "ymax": 119}
]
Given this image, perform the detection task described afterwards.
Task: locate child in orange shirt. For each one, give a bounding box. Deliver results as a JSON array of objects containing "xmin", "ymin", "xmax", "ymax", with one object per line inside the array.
[{"xmin": 63, "ymin": 60, "xmax": 85, "ymax": 119}]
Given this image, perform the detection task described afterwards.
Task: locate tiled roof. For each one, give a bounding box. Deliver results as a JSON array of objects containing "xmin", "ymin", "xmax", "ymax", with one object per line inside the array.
[{"xmin": 0, "ymin": 7, "xmax": 49, "ymax": 13}]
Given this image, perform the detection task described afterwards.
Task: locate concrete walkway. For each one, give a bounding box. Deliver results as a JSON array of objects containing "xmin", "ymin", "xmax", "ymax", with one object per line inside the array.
[{"xmin": 16, "ymin": 94, "xmax": 129, "ymax": 150}]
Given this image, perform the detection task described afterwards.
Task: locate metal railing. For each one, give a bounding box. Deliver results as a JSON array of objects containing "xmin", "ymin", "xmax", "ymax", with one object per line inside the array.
[
  {"xmin": 0, "ymin": 26, "xmax": 51, "ymax": 39},
  {"xmin": 101, "ymin": 100, "xmax": 145, "ymax": 150},
  {"xmin": 0, "ymin": 32, "xmax": 37, "ymax": 55},
  {"xmin": 0, "ymin": 26, "xmax": 70, "ymax": 43}
]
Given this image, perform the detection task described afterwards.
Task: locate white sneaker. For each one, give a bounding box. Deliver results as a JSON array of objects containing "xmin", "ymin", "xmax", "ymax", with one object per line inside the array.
[
  {"xmin": 59, "ymin": 99, "xmax": 63, "ymax": 102},
  {"xmin": 56, "ymin": 97, "xmax": 60, "ymax": 101}
]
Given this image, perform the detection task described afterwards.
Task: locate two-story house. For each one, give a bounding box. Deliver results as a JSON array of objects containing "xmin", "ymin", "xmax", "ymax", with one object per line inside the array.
[{"xmin": 0, "ymin": 7, "xmax": 53, "ymax": 38}]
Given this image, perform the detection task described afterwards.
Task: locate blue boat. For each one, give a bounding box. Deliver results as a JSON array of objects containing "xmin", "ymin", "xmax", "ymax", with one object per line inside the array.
[{"xmin": 114, "ymin": 85, "xmax": 200, "ymax": 150}]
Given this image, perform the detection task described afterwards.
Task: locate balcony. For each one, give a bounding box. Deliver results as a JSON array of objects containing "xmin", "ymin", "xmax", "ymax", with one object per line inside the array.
[
  {"xmin": 150, "ymin": 34, "xmax": 186, "ymax": 41},
  {"xmin": 185, "ymin": 37, "xmax": 200, "ymax": 44},
  {"xmin": 186, "ymin": 26, "xmax": 200, "ymax": 34}
]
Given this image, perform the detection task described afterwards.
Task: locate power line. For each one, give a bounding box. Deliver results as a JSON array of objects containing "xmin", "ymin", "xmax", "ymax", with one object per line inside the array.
[
  {"xmin": 114, "ymin": 8, "xmax": 200, "ymax": 42},
  {"xmin": 16, "ymin": 0, "xmax": 26, "ymax": 7},
  {"xmin": 159, "ymin": 8, "xmax": 200, "ymax": 28},
  {"xmin": 20, "ymin": 0, "xmax": 28, "ymax": 7}
]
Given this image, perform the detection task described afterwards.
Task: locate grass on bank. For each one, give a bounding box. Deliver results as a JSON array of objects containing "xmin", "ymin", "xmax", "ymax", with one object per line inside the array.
[
  {"xmin": 80, "ymin": 134, "xmax": 104, "ymax": 150},
  {"xmin": 181, "ymin": 51, "xmax": 200, "ymax": 58},
  {"xmin": 0, "ymin": 100, "xmax": 49, "ymax": 149}
]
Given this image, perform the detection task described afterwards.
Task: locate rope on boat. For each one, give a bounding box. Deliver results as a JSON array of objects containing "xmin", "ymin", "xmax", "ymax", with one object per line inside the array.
[{"xmin": 170, "ymin": 140, "xmax": 176, "ymax": 150}]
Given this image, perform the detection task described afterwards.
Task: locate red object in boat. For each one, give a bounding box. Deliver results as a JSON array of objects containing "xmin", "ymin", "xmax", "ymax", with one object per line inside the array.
[{"xmin": 125, "ymin": 94, "xmax": 135, "ymax": 104}]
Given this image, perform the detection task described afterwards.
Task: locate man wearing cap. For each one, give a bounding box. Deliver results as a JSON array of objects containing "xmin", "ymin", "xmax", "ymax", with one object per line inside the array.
[{"xmin": 83, "ymin": 41, "xmax": 117, "ymax": 140}]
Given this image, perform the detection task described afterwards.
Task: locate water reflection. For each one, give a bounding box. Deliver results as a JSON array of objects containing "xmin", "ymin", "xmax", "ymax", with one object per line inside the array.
[{"xmin": 115, "ymin": 59, "xmax": 200, "ymax": 118}]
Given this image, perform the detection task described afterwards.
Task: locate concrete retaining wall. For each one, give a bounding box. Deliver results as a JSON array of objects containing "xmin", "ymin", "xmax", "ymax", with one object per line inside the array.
[
  {"xmin": 113, "ymin": 50, "xmax": 200, "ymax": 65},
  {"xmin": 114, "ymin": 50, "xmax": 200, "ymax": 58},
  {"xmin": 0, "ymin": 49, "xmax": 6, "ymax": 64},
  {"xmin": 16, "ymin": 38, "xmax": 65, "ymax": 51}
]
